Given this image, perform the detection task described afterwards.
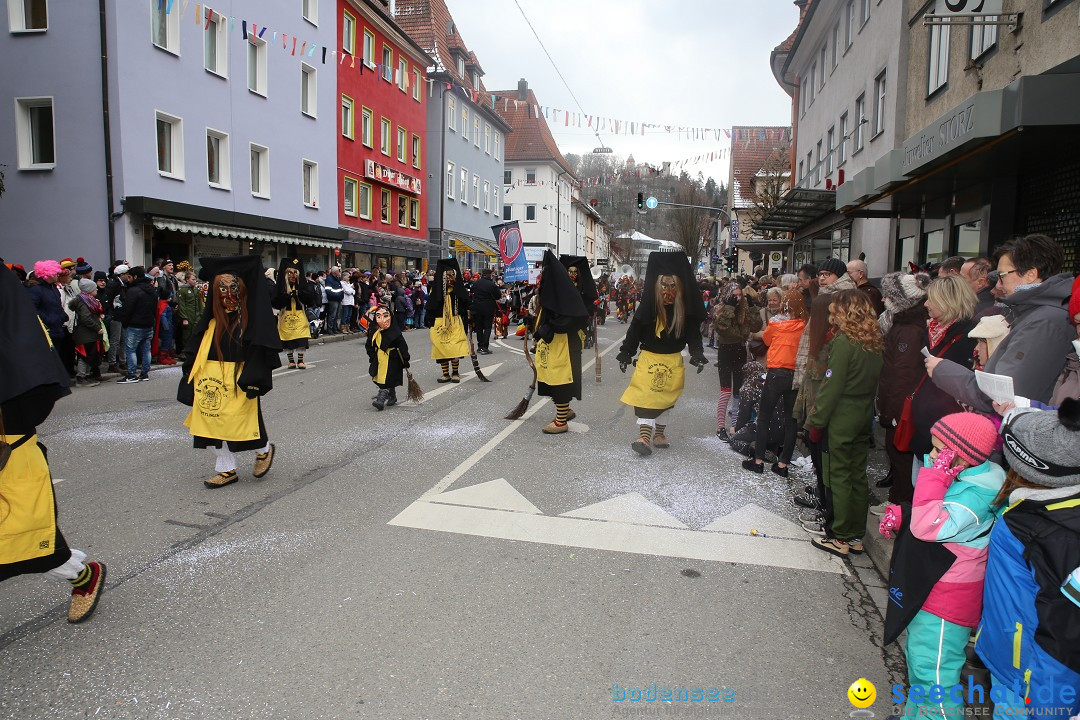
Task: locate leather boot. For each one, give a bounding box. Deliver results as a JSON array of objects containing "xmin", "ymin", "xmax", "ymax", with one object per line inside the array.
[
  {"xmin": 386, "ymin": 388, "xmax": 398, "ymax": 406},
  {"xmin": 372, "ymin": 388, "xmax": 389, "ymax": 411}
]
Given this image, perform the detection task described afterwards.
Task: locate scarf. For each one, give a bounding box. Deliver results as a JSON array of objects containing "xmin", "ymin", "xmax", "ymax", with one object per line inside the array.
[
  {"xmin": 928, "ymin": 318, "xmax": 953, "ymax": 349},
  {"xmin": 80, "ymin": 292, "xmax": 103, "ymax": 316}
]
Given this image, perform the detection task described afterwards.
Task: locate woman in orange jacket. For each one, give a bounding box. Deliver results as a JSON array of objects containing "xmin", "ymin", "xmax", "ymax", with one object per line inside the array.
[{"xmin": 743, "ymin": 286, "xmax": 808, "ymax": 475}]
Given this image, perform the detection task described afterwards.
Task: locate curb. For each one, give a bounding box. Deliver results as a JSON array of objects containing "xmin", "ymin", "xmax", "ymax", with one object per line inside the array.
[{"xmin": 862, "ymin": 433, "xmax": 895, "ymax": 581}]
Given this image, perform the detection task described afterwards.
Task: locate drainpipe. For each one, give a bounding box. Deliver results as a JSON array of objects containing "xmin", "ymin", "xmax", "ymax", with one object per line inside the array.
[
  {"xmin": 556, "ymin": 169, "xmax": 569, "ymax": 256},
  {"xmin": 98, "ymin": 0, "xmax": 118, "ymax": 262},
  {"xmin": 438, "ymin": 81, "xmax": 447, "ymax": 262}
]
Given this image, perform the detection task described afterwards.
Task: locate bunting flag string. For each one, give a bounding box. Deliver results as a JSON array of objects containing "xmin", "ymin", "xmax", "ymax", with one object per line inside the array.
[{"xmin": 572, "ymin": 148, "xmax": 740, "ymax": 187}]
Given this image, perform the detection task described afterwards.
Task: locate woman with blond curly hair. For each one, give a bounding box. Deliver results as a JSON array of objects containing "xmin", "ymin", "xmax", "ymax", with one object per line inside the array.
[{"xmin": 806, "ymin": 289, "xmax": 884, "ymax": 557}]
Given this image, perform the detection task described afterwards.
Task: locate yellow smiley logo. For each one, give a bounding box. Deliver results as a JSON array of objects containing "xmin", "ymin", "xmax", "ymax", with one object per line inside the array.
[{"xmin": 847, "ymin": 678, "xmax": 876, "ymax": 709}]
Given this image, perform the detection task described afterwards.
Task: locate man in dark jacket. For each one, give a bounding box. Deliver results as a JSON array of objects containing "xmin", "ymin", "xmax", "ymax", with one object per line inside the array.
[
  {"xmin": 323, "ymin": 267, "xmax": 344, "ymax": 334},
  {"xmin": 470, "ymin": 268, "xmax": 500, "ymax": 354},
  {"xmin": 113, "ymin": 267, "xmax": 158, "ymax": 383},
  {"xmin": 961, "ymin": 256, "xmax": 996, "ymax": 315},
  {"xmin": 101, "ymin": 263, "xmax": 129, "ymax": 373}
]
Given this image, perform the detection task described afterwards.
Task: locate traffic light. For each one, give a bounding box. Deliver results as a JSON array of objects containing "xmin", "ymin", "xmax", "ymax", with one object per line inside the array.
[{"xmin": 636, "ymin": 193, "xmax": 644, "ymax": 210}]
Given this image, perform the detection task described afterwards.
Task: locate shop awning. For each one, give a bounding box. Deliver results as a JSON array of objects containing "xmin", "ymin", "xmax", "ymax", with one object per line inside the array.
[
  {"xmin": 452, "ymin": 236, "xmax": 498, "ymax": 257},
  {"xmin": 753, "ymin": 188, "xmax": 836, "ymax": 233},
  {"xmin": 152, "ymin": 218, "xmax": 341, "ymax": 250}
]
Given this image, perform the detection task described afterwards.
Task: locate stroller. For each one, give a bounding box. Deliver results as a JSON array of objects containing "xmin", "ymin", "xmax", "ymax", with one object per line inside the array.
[{"xmin": 306, "ymin": 307, "xmax": 324, "ymax": 338}]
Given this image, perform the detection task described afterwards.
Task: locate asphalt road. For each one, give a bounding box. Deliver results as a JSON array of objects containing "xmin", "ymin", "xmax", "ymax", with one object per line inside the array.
[{"xmin": 1, "ymin": 316, "xmax": 904, "ymax": 720}]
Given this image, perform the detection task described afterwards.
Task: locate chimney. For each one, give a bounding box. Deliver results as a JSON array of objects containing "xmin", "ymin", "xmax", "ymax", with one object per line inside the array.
[
  {"xmin": 517, "ymin": 78, "xmax": 528, "ymax": 101},
  {"xmin": 794, "ymin": 0, "xmax": 810, "ymax": 21}
]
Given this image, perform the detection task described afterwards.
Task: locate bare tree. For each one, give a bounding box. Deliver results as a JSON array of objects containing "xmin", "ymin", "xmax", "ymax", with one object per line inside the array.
[
  {"xmin": 670, "ymin": 181, "xmax": 710, "ymax": 265},
  {"xmin": 743, "ymin": 144, "xmax": 791, "ymax": 242}
]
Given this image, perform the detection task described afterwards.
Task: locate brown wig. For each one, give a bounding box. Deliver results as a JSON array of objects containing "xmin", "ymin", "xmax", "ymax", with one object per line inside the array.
[
  {"xmin": 992, "ymin": 468, "xmax": 1047, "ymax": 507},
  {"xmin": 654, "ymin": 275, "xmax": 685, "ymax": 339},
  {"xmin": 781, "ymin": 285, "xmax": 809, "ymax": 322},
  {"xmin": 211, "ymin": 274, "xmax": 248, "ymax": 385},
  {"xmin": 829, "ymin": 289, "xmax": 884, "ymax": 353},
  {"xmin": 806, "ymin": 294, "xmax": 834, "ymax": 360}
]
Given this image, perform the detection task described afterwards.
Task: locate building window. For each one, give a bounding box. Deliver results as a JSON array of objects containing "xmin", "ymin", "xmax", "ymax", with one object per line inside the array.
[
  {"xmin": 525, "ymin": 204, "xmax": 536, "ymax": 221},
  {"xmin": 814, "ymin": 140, "xmax": 822, "ymax": 185},
  {"xmin": 493, "ymin": 187, "xmax": 499, "ymax": 216},
  {"xmin": 381, "ymin": 45, "xmax": 392, "ymax": 82},
  {"xmin": 363, "ymin": 28, "xmax": 375, "ymax": 66},
  {"xmin": 459, "ymin": 167, "xmax": 467, "ymax": 203},
  {"xmin": 461, "ymin": 108, "xmax": 469, "ymax": 141},
  {"xmin": 302, "ymin": 0, "xmax": 317, "ymax": 25},
  {"xmin": 247, "ymin": 36, "xmax": 267, "ymax": 96},
  {"xmin": 873, "ymin": 70, "xmax": 886, "ymax": 137},
  {"xmin": 805, "ymin": 150, "xmax": 812, "ymax": 184},
  {"xmin": 502, "ymin": 205, "xmax": 512, "ymax": 221},
  {"xmin": 412, "ymin": 69, "xmax": 421, "ymax": 101},
  {"xmin": 341, "ymin": 95, "xmax": 354, "ymax": 139},
  {"xmin": 483, "ymin": 180, "xmax": 490, "ymax": 212},
  {"xmin": 151, "ymin": 0, "xmax": 179, "ymax": 54},
  {"xmin": 342, "ymin": 10, "xmax": 355, "ymax": 54},
  {"xmin": 503, "ymin": 169, "xmax": 512, "ymax": 185},
  {"xmin": 831, "ymin": 23, "xmax": 839, "ymax": 69},
  {"xmin": 845, "ymin": 0, "xmax": 855, "ymax": 49},
  {"xmin": 826, "ymin": 127, "xmax": 835, "ymax": 176},
  {"xmin": 526, "ymin": 168, "xmax": 536, "ymax": 185},
  {"xmin": 862, "ymin": 0, "xmax": 870, "ymax": 26},
  {"xmin": 473, "ymin": 116, "xmax": 480, "ymax": 148},
  {"xmin": 809, "ymin": 62, "xmax": 817, "ymax": 103},
  {"xmin": 396, "ymin": 58, "xmax": 407, "ymax": 92},
  {"xmin": 839, "ymin": 112, "xmax": 848, "ymax": 166},
  {"xmin": 358, "ymin": 182, "xmax": 372, "ymax": 220},
  {"xmin": 446, "ymin": 162, "xmax": 455, "ymax": 200},
  {"xmin": 798, "ymin": 160, "xmax": 804, "ymax": 183},
  {"xmin": 819, "ymin": 45, "xmax": 827, "ymax": 89},
  {"xmin": 854, "ymin": 93, "xmax": 866, "ymax": 152},
  {"xmin": 154, "ymin": 110, "xmax": 182, "ymax": 178},
  {"xmin": 302, "ymin": 160, "xmax": 318, "ymax": 207},
  {"xmin": 456, "ymin": 55, "xmax": 465, "ymax": 76},
  {"xmin": 361, "ymin": 106, "xmax": 373, "ymax": 147},
  {"xmin": 204, "ymin": 10, "xmax": 227, "ymax": 77},
  {"xmin": 472, "ymin": 175, "xmax": 480, "ymax": 208},
  {"xmin": 249, "ymin": 143, "xmax": 269, "ymax": 198},
  {"xmin": 301, "ymin": 63, "xmax": 317, "ymax": 117},
  {"xmin": 396, "ymin": 126, "xmax": 406, "ymax": 163},
  {"xmin": 409, "ymin": 198, "xmax": 419, "ymax": 229},
  {"xmin": 380, "ymin": 188, "xmax": 391, "ymax": 223},
  {"xmin": 448, "ymin": 96, "xmax": 456, "ymax": 131},
  {"xmin": 397, "ymin": 195, "xmax": 408, "ymax": 227},
  {"xmin": 9, "ymin": 0, "xmax": 47, "ymax": 31},
  {"xmin": 380, "ymin": 117, "xmax": 391, "ymax": 155},
  {"xmin": 494, "ymin": 133, "xmax": 501, "ymax": 161},
  {"xmin": 928, "ymin": 16, "xmax": 950, "ymax": 95},
  {"xmin": 411, "ymin": 134, "xmax": 420, "ymax": 169},
  {"xmin": 15, "ymin": 97, "xmax": 55, "ymax": 169},
  {"xmin": 343, "ymin": 176, "xmax": 358, "ymax": 217},
  {"xmin": 471, "ymin": 71, "xmax": 479, "ymax": 92},
  {"xmin": 971, "ymin": 17, "xmax": 997, "ymax": 59},
  {"xmin": 484, "ymin": 124, "xmax": 491, "ymax": 154},
  {"xmin": 206, "ymin": 129, "xmax": 229, "ymax": 189}
]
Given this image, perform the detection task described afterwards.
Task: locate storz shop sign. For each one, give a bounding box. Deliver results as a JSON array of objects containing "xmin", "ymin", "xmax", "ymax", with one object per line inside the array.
[{"xmin": 901, "ymin": 89, "xmax": 1004, "ymax": 175}]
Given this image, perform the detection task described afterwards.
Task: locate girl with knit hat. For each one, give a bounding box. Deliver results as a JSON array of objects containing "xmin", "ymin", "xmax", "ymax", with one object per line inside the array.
[
  {"xmin": 878, "ymin": 412, "xmax": 1005, "ymax": 718},
  {"xmin": 68, "ymin": 278, "xmax": 106, "ymax": 388},
  {"xmin": 973, "ymin": 399, "xmax": 1080, "ymax": 717}
]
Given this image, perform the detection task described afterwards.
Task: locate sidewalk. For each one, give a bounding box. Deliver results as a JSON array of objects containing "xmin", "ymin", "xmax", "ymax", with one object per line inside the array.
[{"xmin": 95, "ymin": 330, "xmax": 365, "ymax": 382}]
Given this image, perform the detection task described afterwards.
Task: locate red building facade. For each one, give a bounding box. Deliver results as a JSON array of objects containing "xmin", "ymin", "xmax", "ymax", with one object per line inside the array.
[{"xmin": 337, "ymin": 0, "xmax": 432, "ymax": 270}]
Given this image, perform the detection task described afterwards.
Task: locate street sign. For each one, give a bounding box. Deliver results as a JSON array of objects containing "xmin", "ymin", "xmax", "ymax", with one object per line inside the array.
[
  {"xmin": 645, "ymin": 196, "xmax": 658, "ymax": 210},
  {"xmin": 592, "ymin": 147, "xmax": 614, "ymax": 154}
]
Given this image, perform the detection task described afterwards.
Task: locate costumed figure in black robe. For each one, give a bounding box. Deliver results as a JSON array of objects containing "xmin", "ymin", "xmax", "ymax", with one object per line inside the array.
[
  {"xmin": 271, "ymin": 257, "xmax": 318, "ymax": 369},
  {"xmin": 534, "ymin": 250, "xmax": 589, "ymax": 434},
  {"xmin": 424, "ymin": 257, "xmax": 470, "ymax": 383},
  {"xmin": 178, "ymin": 256, "xmax": 283, "ymax": 488},
  {"xmin": 616, "ymin": 251, "xmax": 709, "ymax": 455},
  {"xmin": 0, "ymin": 263, "xmax": 106, "ymax": 623},
  {"xmin": 367, "ymin": 304, "xmax": 411, "ymax": 410},
  {"xmin": 560, "ymin": 255, "xmax": 599, "ymax": 349}
]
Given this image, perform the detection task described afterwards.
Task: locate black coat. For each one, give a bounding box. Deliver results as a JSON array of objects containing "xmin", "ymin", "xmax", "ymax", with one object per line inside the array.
[
  {"xmin": 470, "ymin": 277, "xmax": 500, "ymax": 317},
  {"xmin": 877, "ymin": 305, "xmax": 930, "ymax": 425},
  {"xmin": 909, "ymin": 319, "xmax": 977, "ymax": 458},
  {"xmin": 270, "ymin": 278, "xmax": 318, "ymax": 310},
  {"xmin": 366, "ymin": 325, "xmax": 409, "ymax": 388},
  {"xmin": 115, "ymin": 277, "xmax": 158, "ymax": 329}
]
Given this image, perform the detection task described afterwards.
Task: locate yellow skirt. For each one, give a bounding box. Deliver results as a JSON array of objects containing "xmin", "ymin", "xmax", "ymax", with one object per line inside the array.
[
  {"xmin": 536, "ymin": 333, "xmax": 573, "ymax": 386},
  {"xmin": 0, "ymin": 435, "xmax": 58, "ymax": 565},
  {"xmin": 619, "ymin": 351, "xmax": 685, "ymax": 409},
  {"xmin": 184, "ymin": 360, "xmax": 262, "ymax": 442},
  {"xmin": 278, "ymin": 306, "xmax": 310, "ymax": 341},
  {"xmin": 430, "ymin": 316, "xmax": 469, "ymax": 360}
]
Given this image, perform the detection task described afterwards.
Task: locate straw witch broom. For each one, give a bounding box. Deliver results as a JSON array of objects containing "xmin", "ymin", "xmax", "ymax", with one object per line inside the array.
[
  {"xmin": 396, "ymin": 349, "xmax": 423, "ymax": 402},
  {"xmin": 505, "ymin": 329, "xmax": 537, "ymax": 420},
  {"xmin": 466, "ymin": 313, "xmax": 490, "ymax": 382},
  {"xmin": 593, "ymin": 314, "xmax": 601, "ymax": 384}
]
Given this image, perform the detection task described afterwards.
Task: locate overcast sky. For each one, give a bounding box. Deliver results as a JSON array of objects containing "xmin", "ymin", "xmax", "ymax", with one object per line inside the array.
[{"xmin": 444, "ymin": 0, "xmax": 797, "ymax": 186}]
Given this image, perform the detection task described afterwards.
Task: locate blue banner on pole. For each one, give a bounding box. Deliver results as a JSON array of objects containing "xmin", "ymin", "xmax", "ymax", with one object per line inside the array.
[{"xmin": 492, "ymin": 221, "xmax": 529, "ymax": 283}]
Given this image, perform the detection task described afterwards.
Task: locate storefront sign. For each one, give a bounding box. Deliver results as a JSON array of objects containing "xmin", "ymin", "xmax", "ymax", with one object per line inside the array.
[
  {"xmin": 364, "ymin": 160, "xmax": 422, "ymax": 195},
  {"xmin": 902, "ymin": 90, "xmax": 1004, "ymax": 175},
  {"xmin": 524, "ymin": 246, "xmax": 547, "ymax": 263},
  {"xmin": 933, "ymin": 0, "xmax": 1003, "ymax": 16}
]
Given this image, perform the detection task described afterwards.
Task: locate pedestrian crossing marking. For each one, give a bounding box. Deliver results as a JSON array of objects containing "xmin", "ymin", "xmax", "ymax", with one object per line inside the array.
[
  {"xmin": 701, "ymin": 503, "xmax": 805, "ymax": 540},
  {"xmin": 560, "ymin": 492, "xmax": 688, "ymax": 529},
  {"xmin": 426, "ymin": 478, "xmax": 541, "ymax": 514}
]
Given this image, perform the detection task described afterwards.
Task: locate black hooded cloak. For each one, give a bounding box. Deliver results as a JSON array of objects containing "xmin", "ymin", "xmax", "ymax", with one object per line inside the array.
[
  {"xmin": 559, "ymin": 254, "xmax": 599, "ymax": 314},
  {"xmin": 618, "ymin": 251, "xmax": 706, "ymax": 361},
  {"xmin": 535, "ymin": 251, "xmax": 588, "ymax": 403},
  {"xmin": 424, "ymin": 258, "xmax": 470, "ymax": 327}
]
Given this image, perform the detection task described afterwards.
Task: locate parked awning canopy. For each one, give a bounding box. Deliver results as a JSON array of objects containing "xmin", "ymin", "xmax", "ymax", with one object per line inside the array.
[
  {"xmin": 452, "ymin": 236, "xmax": 498, "ymax": 257},
  {"xmin": 153, "ymin": 218, "xmax": 341, "ymax": 250},
  {"xmin": 753, "ymin": 188, "xmax": 836, "ymax": 234}
]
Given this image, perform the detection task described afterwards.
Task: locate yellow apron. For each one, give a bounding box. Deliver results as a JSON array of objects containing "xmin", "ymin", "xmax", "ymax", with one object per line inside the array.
[
  {"xmin": 183, "ymin": 320, "xmax": 261, "ymax": 442},
  {"xmin": 620, "ymin": 350, "xmax": 685, "ymax": 409},
  {"xmin": 0, "ymin": 435, "xmax": 58, "ymax": 565},
  {"xmin": 430, "ymin": 315, "xmax": 469, "ymax": 360},
  {"xmin": 277, "ymin": 298, "xmax": 311, "ymax": 341},
  {"xmin": 536, "ymin": 333, "xmax": 573, "ymax": 386},
  {"xmin": 372, "ymin": 329, "xmax": 390, "ymax": 384}
]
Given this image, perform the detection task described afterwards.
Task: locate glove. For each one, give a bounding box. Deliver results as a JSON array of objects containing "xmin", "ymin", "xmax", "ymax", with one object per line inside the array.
[
  {"xmin": 807, "ymin": 426, "xmax": 823, "ymax": 444},
  {"xmin": 931, "ymin": 447, "xmax": 966, "ymax": 479},
  {"xmin": 534, "ymin": 324, "xmax": 554, "ymax": 344},
  {"xmin": 689, "ymin": 355, "xmax": 708, "ymax": 374},
  {"xmin": 244, "ymin": 386, "xmax": 261, "ymax": 399},
  {"xmin": 879, "ymin": 504, "xmax": 903, "ymax": 539},
  {"xmin": 616, "ymin": 351, "xmax": 633, "ymax": 373}
]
